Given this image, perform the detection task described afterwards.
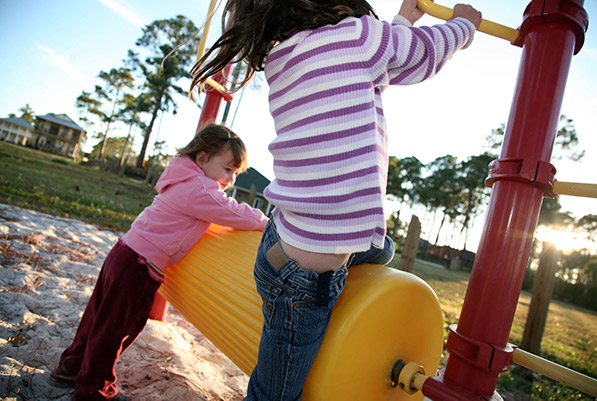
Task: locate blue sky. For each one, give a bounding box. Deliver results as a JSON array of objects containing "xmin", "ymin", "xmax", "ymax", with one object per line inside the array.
[{"xmin": 1, "ymin": 0, "xmax": 596, "ymax": 250}]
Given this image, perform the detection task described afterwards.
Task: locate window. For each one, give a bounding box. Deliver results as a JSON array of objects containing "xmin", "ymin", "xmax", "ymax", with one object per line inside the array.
[{"xmin": 253, "ymin": 198, "xmax": 263, "ymax": 210}]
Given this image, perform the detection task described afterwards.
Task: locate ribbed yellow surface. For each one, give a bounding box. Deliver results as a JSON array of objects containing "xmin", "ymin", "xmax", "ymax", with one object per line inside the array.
[
  {"xmin": 160, "ymin": 225, "xmax": 444, "ymax": 400},
  {"xmin": 159, "ymin": 224, "xmax": 263, "ymax": 373}
]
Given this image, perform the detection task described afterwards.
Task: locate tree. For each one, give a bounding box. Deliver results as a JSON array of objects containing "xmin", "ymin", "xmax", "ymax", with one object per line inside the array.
[
  {"xmin": 75, "ymin": 67, "xmax": 135, "ymax": 160},
  {"xmin": 115, "ymin": 93, "xmax": 150, "ymax": 170},
  {"xmin": 386, "ymin": 156, "xmax": 424, "ymax": 239},
  {"xmin": 486, "ymin": 115, "xmax": 584, "ymax": 161},
  {"xmin": 553, "ymin": 115, "xmax": 585, "ymax": 161},
  {"xmin": 89, "ymin": 136, "xmax": 128, "ymax": 159},
  {"xmin": 421, "ymin": 155, "xmax": 460, "ymax": 246},
  {"xmin": 75, "ymin": 90, "xmax": 102, "ymax": 129},
  {"xmin": 18, "ymin": 104, "xmax": 35, "ymax": 124},
  {"xmin": 538, "ymin": 197, "xmax": 573, "ymax": 227},
  {"xmin": 387, "ymin": 156, "xmax": 424, "ymax": 207},
  {"xmin": 455, "ymin": 152, "xmax": 494, "ymax": 250},
  {"xmin": 94, "ymin": 68, "xmax": 135, "ymax": 159},
  {"xmin": 577, "ymin": 214, "xmax": 597, "ymax": 249},
  {"xmin": 127, "ymin": 15, "xmax": 200, "ymax": 168}
]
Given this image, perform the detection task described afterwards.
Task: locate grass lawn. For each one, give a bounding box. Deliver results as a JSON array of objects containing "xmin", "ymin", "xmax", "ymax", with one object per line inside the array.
[
  {"xmin": 2, "ymin": 142, "xmax": 596, "ymax": 399},
  {"xmin": 0, "ymin": 142, "xmax": 155, "ymax": 232},
  {"xmin": 395, "ymin": 259, "xmax": 597, "ymax": 400}
]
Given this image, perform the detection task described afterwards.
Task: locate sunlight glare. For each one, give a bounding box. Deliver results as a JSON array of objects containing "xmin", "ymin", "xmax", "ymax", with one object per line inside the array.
[{"xmin": 535, "ymin": 226, "xmax": 590, "ymax": 253}]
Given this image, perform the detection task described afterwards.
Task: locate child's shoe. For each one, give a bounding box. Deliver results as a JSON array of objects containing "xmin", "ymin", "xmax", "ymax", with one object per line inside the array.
[{"xmin": 49, "ymin": 367, "xmax": 76, "ymax": 387}]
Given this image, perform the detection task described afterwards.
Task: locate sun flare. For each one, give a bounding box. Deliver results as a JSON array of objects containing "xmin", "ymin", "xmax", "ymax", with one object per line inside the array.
[{"xmin": 534, "ymin": 226, "xmax": 590, "ymax": 253}]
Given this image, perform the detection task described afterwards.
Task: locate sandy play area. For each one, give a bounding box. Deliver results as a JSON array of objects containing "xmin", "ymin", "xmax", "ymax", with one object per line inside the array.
[{"xmin": 0, "ymin": 203, "xmax": 248, "ymax": 400}]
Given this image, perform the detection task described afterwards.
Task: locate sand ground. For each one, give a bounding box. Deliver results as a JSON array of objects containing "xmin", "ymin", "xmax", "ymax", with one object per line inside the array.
[{"xmin": 0, "ymin": 203, "xmax": 248, "ymax": 401}]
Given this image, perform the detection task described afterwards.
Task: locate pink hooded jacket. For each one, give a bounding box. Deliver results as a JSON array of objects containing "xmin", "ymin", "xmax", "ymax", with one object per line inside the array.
[{"xmin": 123, "ymin": 156, "xmax": 268, "ymax": 271}]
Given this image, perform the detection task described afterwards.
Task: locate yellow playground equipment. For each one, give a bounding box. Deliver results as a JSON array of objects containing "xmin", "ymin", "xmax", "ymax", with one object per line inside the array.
[{"xmin": 159, "ymin": 224, "xmax": 445, "ymax": 400}]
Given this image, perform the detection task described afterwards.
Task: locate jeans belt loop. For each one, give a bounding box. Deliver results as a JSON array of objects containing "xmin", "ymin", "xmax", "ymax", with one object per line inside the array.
[{"xmin": 315, "ymin": 271, "xmax": 333, "ymax": 307}]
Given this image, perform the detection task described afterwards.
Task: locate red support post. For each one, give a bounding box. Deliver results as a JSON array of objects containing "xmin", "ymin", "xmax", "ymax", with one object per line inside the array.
[
  {"xmin": 150, "ymin": 66, "xmax": 234, "ymax": 321},
  {"xmin": 196, "ymin": 66, "xmax": 233, "ymax": 132},
  {"xmin": 424, "ymin": 0, "xmax": 588, "ymax": 399}
]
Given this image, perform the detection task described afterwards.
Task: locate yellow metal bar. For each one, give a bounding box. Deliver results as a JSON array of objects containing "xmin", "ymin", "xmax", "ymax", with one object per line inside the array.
[
  {"xmin": 417, "ymin": 0, "xmax": 519, "ymax": 43},
  {"xmin": 205, "ymin": 77, "xmax": 233, "ymax": 100},
  {"xmin": 193, "ymin": 0, "xmax": 234, "ymax": 101},
  {"xmin": 552, "ymin": 181, "xmax": 597, "ymax": 199},
  {"xmin": 512, "ymin": 348, "xmax": 597, "ymax": 397},
  {"xmin": 196, "ymin": 0, "xmax": 218, "ymax": 61},
  {"xmin": 412, "ymin": 371, "xmax": 427, "ymax": 391}
]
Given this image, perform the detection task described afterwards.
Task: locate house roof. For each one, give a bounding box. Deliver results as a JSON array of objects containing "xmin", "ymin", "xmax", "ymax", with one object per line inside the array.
[
  {"xmin": 234, "ymin": 167, "xmax": 271, "ymax": 194},
  {"xmin": 1, "ymin": 117, "xmax": 34, "ymax": 130},
  {"xmin": 36, "ymin": 113, "xmax": 83, "ymax": 131}
]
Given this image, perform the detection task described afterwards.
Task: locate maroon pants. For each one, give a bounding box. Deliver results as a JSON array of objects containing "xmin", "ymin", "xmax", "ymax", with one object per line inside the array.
[{"xmin": 52, "ymin": 241, "xmax": 161, "ymax": 400}]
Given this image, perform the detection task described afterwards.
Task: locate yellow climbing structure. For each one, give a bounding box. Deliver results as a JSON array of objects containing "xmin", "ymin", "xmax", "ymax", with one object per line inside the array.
[{"xmin": 159, "ymin": 224, "xmax": 445, "ymax": 400}]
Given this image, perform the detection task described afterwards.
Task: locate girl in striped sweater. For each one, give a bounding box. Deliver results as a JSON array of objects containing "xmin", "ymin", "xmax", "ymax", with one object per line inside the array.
[{"xmin": 191, "ymin": 0, "xmax": 481, "ymax": 399}]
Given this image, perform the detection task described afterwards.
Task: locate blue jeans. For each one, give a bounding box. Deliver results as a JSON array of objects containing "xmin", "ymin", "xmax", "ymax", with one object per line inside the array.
[{"xmin": 245, "ymin": 221, "xmax": 395, "ymax": 401}]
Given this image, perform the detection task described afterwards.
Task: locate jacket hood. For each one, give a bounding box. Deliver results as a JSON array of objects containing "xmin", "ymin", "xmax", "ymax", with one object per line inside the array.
[{"xmin": 155, "ymin": 157, "xmax": 203, "ymax": 194}]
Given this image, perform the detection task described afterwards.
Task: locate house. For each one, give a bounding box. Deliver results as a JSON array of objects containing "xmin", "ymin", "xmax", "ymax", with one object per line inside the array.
[
  {"xmin": 32, "ymin": 113, "xmax": 85, "ymax": 158},
  {"xmin": 228, "ymin": 167, "xmax": 272, "ymax": 215},
  {"xmin": 0, "ymin": 117, "xmax": 35, "ymax": 146},
  {"xmin": 426, "ymin": 244, "xmax": 476, "ymax": 269}
]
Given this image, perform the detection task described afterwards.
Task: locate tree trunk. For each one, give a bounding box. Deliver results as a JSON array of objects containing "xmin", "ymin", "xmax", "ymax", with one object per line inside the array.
[
  {"xmin": 434, "ymin": 212, "xmax": 447, "ymax": 246},
  {"xmin": 137, "ymin": 86, "xmax": 166, "ymax": 168},
  {"xmin": 388, "ymin": 210, "xmax": 400, "ymax": 241},
  {"xmin": 119, "ymin": 124, "xmax": 134, "ymax": 168},
  {"xmin": 521, "ymin": 242, "xmax": 559, "ymax": 355},
  {"xmin": 119, "ymin": 125, "xmax": 136, "ymax": 177},
  {"xmin": 98, "ymin": 89, "xmax": 120, "ymax": 160},
  {"xmin": 427, "ymin": 208, "xmax": 437, "ymax": 243},
  {"xmin": 459, "ymin": 192, "xmax": 474, "ymax": 251}
]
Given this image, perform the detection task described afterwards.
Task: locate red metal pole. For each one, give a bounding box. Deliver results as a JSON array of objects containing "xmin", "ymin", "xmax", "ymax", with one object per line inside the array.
[
  {"xmin": 196, "ymin": 66, "xmax": 233, "ymax": 132},
  {"xmin": 424, "ymin": 0, "xmax": 588, "ymax": 399},
  {"xmin": 150, "ymin": 66, "xmax": 234, "ymax": 321}
]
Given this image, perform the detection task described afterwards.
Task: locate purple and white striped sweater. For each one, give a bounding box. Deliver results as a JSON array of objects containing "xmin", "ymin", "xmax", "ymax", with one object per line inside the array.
[{"xmin": 263, "ymin": 14, "xmax": 476, "ymax": 254}]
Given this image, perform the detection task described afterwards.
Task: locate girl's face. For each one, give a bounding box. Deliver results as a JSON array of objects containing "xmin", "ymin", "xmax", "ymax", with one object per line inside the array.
[{"xmin": 196, "ymin": 147, "xmax": 242, "ymax": 191}]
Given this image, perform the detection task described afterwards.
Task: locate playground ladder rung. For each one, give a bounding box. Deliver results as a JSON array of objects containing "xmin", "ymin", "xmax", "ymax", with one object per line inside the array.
[
  {"xmin": 552, "ymin": 181, "xmax": 597, "ymax": 199},
  {"xmin": 512, "ymin": 348, "xmax": 597, "ymax": 397}
]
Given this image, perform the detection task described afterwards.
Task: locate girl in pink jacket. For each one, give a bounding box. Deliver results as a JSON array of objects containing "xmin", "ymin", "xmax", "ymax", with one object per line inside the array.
[{"xmin": 51, "ymin": 124, "xmax": 268, "ymax": 401}]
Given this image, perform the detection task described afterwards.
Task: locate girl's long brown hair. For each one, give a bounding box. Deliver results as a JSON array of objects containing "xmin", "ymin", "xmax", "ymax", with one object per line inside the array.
[{"xmin": 190, "ymin": 0, "xmax": 377, "ymax": 95}]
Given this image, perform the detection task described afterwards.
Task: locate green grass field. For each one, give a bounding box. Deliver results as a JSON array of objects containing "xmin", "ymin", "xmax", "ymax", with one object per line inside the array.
[
  {"xmin": 2, "ymin": 141, "xmax": 596, "ymax": 399},
  {"xmin": 0, "ymin": 142, "xmax": 154, "ymax": 232},
  {"xmin": 389, "ymin": 260, "xmax": 597, "ymax": 400}
]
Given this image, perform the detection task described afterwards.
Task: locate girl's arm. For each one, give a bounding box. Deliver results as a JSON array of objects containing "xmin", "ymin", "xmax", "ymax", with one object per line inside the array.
[
  {"xmin": 380, "ymin": 10, "xmax": 479, "ymax": 86},
  {"xmin": 187, "ymin": 177, "xmax": 268, "ymax": 231}
]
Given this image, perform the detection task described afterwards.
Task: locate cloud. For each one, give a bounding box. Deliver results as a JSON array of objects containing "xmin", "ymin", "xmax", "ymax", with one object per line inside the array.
[
  {"xmin": 98, "ymin": 0, "xmax": 147, "ymax": 28},
  {"xmin": 34, "ymin": 43, "xmax": 92, "ymax": 88}
]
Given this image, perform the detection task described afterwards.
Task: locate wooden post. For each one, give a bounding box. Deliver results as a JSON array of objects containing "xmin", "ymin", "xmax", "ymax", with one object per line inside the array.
[
  {"xmin": 398, "ymin": 215, "xmax": 421, "ymax": 273},
  {"xmin": 249, "ymin": 184, "xmax": 257, "ymax": 206},
  {"xmin": 521, "ymin": 242, "xmax": 559, "ymax": 355},
  {"xmin": 449, "ymin": 255, "xmax": 462, "ymax": 271}
]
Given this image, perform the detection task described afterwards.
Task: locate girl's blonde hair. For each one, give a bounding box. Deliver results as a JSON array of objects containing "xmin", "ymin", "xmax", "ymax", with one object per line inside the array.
[{"xmin": 177, "ymin": 124, "xmax": 248, "ymax": 172}]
